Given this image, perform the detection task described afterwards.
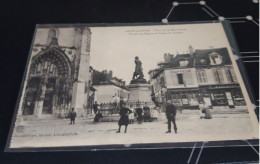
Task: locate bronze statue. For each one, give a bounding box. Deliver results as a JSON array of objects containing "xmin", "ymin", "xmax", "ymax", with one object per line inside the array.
[{"xmin": 132, "ymin": 56, "xmax": 144, "ymax": 80}]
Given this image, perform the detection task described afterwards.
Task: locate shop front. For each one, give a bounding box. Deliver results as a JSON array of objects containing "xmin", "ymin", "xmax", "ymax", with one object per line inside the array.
[
  {"xmin": 167, "ymin": 88, "xmax": 200, "ymax": 109},
  {"xmin": 205, "ymin": 85, "xmax": 244, "ymax": 108}
]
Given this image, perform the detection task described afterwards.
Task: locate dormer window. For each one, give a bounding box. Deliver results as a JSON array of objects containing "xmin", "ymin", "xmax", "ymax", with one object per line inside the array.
[
  {"xmin": 209, "ymin": 52, "xmax": 222, "ymax": 65},
  {"xmin": 179, "ymin": 59, "xmax": 189, "ymax": 67},
  {"xmin": 200, "ymin": 59, "xmax": 206, "ymax": 64}
]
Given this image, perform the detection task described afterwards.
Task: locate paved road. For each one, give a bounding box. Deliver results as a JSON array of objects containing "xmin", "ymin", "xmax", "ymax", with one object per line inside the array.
[{"xmin": 10, "ymin": 111, "xmax": 257, "ymax": 148}]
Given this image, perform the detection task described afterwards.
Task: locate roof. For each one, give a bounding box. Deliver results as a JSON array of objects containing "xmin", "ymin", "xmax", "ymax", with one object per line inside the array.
[
  {"xmin": 149, "ymin": 68, "xmax": 164, "ymax": 79},
  {"xmin": 194, "ymin": 47, "xmax": 231, "ymax": 66},
  {"xmin": 93, "ymin": 81, "xmax": 129, "ymax": 91},
  {"xmin": 169, "ymin": 53, "xmax": 194, "ymax": 67}
]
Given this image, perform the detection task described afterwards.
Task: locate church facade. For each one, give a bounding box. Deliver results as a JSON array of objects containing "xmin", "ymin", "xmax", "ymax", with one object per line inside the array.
[{"xmin": 19, "ymin": 25, "xmax": 92, "ymax": 118}]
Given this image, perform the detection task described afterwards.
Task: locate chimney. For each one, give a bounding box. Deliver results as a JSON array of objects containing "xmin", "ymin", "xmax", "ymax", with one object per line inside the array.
[
  {"xmin": 164, "ymin": 53, "xmax": 171, "ymax": 63},
  {"xmin": 109, "ymin": 70, "xmax": 113, "ymax": 80},
  {"xmin": 189, "ymin": 45, "xmax": 194, "ymax": 56}
]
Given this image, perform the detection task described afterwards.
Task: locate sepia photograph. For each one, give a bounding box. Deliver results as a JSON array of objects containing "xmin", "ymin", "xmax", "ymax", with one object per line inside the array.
[{"xmin": 6, "ymin": 22, "xmax": 259, "ymax": 150}]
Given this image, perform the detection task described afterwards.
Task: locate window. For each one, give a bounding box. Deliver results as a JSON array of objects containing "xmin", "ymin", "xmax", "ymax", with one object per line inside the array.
[
  {"xmin": 200, "ymin": 59, "xmax": 206, "ymax": 64},
  {"xmin": 47, "ymin": 29, "xmax": 59, "ymax": 45},
  {"xmin": 37, "ymin": 63, "xmax": 42, "ymax": 72},
  {"xmin": 183, "ymin": 71, "xmax": 193, "ymax": 85},
  {"xmin": 209, "ymin": 52, "xmax": 222, "ymax": 65},
  {"xmin": 225, "ymin": 69, "xmax": 233, "ymax": 82},
  {"xmin": 49, "ymin": 63, "xmax": 53, "ymax": 72},
  {"xmin": 177, "ymin": 74, "xmax": 184, "ymax": 84},
  {"xmin": 197, "ymin": 71, "xmax": 207, "ymax": 84},
  {"xmin": 49, "ymin": 30, "xmax": 56, "ymax": 39},
  {"xmin": 53, "ymin": 67, "xmax": 56, "ymax": 76},
  {"xmin": 213, "ymin": 69, "xmax": 224, "ymax": 83},
  {"xmin": 160, "ymin": 77, "xmax": 165, "ymax": 87},
  {"xmin": 44, "ymin": 61, "xmax": 49, "ymax": 70},
  {"xmin": 227, "ymin": 68, "xmax": 237, "ymax": 82},
  {"xmin": 179, "ymin": 60, "xmax": 189, "ymax": 67}
]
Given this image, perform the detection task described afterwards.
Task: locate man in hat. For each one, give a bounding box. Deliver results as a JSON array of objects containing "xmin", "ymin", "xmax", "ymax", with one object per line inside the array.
[
  {"xmin": 165, "ymin": 100, "xmax": 177, "ymax": 133},
  {"xmin": 135, "ymin": 104, "xmax": 143, "ymax": 124},
  {"xmin": 93, "ymin": 101, "xmax": 99, "ymax": 114}
]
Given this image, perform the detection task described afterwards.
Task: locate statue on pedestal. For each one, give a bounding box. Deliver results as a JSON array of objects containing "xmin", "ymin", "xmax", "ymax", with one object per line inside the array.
[
  {"xmin": 132, "ymin": 56, "xmax": 144, "ymax": 80},
  {"xmin": 131, "ymin": 56, "xmax": 147, "ymax": 84}
]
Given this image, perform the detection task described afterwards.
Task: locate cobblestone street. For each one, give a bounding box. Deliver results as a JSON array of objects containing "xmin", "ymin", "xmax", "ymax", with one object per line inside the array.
[{"xmin": 11, "ymin": 110, "xmax": 257, "ymax": 148}]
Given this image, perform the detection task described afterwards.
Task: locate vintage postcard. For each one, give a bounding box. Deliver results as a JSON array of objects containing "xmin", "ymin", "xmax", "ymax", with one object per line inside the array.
[{"xmin": 6, "ymin": 22, "xmax": 259, "ymax": 151}]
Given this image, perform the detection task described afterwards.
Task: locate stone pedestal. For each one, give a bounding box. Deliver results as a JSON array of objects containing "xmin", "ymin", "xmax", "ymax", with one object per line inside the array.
[{"xmin": 129, "ymin": 83, "xmax": 152, "ymax": 102}]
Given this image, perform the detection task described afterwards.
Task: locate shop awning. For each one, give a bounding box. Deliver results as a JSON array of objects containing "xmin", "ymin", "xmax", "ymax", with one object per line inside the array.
[
  {"xmin": 167, "ymin": 88, "xmax": 199, "ymax": 92},
  {"xmin": 208, "ymin": 84, "xmax": 240, "ymax": 89}
]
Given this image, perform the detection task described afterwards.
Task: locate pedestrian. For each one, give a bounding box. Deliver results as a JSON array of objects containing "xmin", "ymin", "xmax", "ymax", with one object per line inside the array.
[
  {"xmin": 135, "ymin": 104, "xmax": 143, "ymax": 124},
  {"xmin": 129, "ymin": 105, "xmax": 135, "ymax": 124},
  {"xmin": 151, "ymin": 107, "xmax": 159, "ymax": 121},
  {"xmin": 165, "ymin": 100, "xmax": 177, "ymax": 133},
  {"xmin": 94, "ymin": 111, "xmax": 103, "ymax": 122},
  {"xmin": 143, "ymin": 103, "xmax": 151, "ymax": 122},
  {"xmin": 69, "ymin": 108, "xmax": 77, "ymax": 125},
  {"xmin": 199, "ymin": 101, "xmax": 212, "ymax": 119},
  {"xmin": 117, "ymin": 102, "xmax": 132, "ymax": 133},
  {"xmin": 93, "ymin": 101, "xmax": 99, "ymax": 114}
]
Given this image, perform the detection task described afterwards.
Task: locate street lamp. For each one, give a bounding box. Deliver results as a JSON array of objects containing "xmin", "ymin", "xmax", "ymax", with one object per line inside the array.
[{"xmin": 161, "ymin": 86, "xmax": 167, "ymax": 112}]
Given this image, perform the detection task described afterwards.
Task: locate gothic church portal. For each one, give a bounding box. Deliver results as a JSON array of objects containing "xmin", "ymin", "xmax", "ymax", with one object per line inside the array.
[{"xmin": 20, "ymin": 26, "xmax": 92, "ymax": 118}]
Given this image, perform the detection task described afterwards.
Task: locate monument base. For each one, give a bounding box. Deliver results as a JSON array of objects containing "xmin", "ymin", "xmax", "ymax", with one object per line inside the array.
[
  {"xmin": 128, "ymin": 83, "xmax": 152, "ymax": 102},
  {"xmin": 130, "ymin": 78, "xmax": 147, "ymax": 84}
]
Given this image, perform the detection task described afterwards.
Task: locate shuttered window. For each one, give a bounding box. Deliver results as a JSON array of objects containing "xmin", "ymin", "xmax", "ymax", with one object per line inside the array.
[
  {"xmin": 197, "ymin": 71, "xmax": 207, "ymax": 84},
  {"xmin": 213, "ymin": 69, "xmax": 224, "ymax": 83}
]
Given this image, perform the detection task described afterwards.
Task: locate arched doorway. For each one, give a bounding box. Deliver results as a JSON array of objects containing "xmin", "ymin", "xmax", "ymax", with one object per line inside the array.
[{"xmin": 23, "ymin": 47, "xmax": 72, "ymax": 117}]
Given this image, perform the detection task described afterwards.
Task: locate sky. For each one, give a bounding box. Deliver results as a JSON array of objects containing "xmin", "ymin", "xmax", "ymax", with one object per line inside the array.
[{"xmin": 89, "ymin": 23, "xmax": 232, "ymax": 84}]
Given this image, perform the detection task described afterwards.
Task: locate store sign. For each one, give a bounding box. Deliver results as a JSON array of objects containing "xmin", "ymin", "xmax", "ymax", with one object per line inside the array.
[
  {"xmin": 169, "ymin": 70, "xmax": 191, "ymax": 73},
  {"xmin": 165, "ymin": 69, "xmax": 198, "ymax": 89}
]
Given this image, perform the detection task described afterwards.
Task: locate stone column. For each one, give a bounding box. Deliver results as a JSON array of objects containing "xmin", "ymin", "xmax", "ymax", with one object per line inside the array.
[
  {"xmin": 71, "ymin": 27, "xmax": 91, "ymax": 117},
  {"xmin": 34, "ymin": 78, "xmax": 47, "ymax": 118},
  {"xmin": 15, "ymin": 103, "xmax": 24, "ymax": 127}
]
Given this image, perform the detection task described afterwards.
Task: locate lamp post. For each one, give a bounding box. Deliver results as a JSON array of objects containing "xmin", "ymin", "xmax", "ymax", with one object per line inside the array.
[{"xmin": 160, "ymin": 86, "xmax": 167, "ymax": 112}]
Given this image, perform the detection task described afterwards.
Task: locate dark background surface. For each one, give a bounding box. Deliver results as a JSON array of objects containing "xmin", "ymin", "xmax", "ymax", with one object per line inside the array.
[{"xmin": 0, "ymin": 0, "xmax": 259, "ymax": 163}]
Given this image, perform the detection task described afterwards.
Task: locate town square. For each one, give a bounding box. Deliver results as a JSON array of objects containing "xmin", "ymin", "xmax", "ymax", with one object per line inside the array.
[{"xmin": 7, "ymin": 23, "xmax": 258, "ymax": 149}]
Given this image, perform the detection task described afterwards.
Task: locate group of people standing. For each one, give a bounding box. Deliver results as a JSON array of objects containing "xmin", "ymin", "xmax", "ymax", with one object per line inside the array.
[
  {"xmin": 116, "ymin": 101, "xmax": 177, "ymax": 134},
  {"xmin": 68, "ymin": 99, "xmax": 212, "ymax": 134},
  {"xmin": 116, "ymin": 103, "xmax": 156, "ymax": 133},
  {"xmin": 116, "ymin": 100, "xmax": 212, "ymax": 134}
]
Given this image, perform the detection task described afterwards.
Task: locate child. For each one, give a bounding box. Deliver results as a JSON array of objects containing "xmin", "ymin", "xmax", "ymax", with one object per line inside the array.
[
  {"xmin": 69, "ymin": 108, "xmax": 77, "ymax": 125},
  {"xmin": 129, "ymin": 105, "xmax": 135, "ymax": 124}
]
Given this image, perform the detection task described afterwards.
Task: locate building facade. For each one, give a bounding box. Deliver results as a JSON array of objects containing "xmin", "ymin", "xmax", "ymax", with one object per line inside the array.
[
  {"xmin": 20, "ymin": 26, "xmax": 92, "ymax": 118},
  {"xmin": 149, "ymin": 46, "xmax": 245, "ymax": 109},
  {"xmin": 93, "ymin": 82, "xmax": 129, "ymax": 104},
  {"xmin": 92, "ymin": 70, "xmax": 129, "ymax": 104},
  {"xmin": 194, "ymin": 48, "xmax": 244, "ymax": 108}
]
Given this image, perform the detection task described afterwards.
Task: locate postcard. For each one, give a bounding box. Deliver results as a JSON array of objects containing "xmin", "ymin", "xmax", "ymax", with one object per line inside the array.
[{"xmin": 6, "ymin": 22, "xmax": 259, "ymax": 151}]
